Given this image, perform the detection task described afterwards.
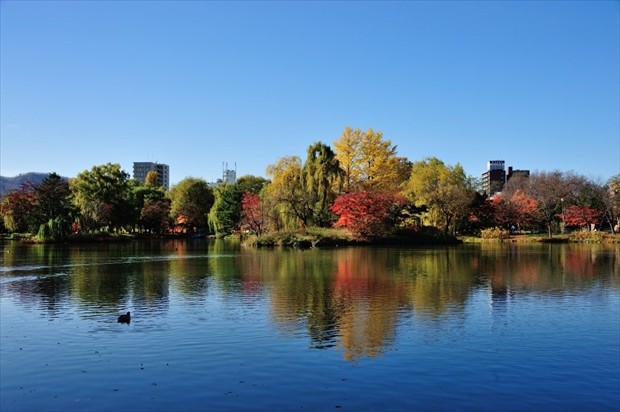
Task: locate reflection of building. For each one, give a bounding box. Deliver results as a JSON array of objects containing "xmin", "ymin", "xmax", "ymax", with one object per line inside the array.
[
  {"xmin": 133, "ymin": 162, "xmax": 170, "ymax": 190},
  {"xmin": 481, "ymin": 160, "xmax": 530, "ymax": 196}
]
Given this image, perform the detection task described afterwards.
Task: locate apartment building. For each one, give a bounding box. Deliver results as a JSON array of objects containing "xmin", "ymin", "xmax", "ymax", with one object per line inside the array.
[
  {"xmin": 133, "ymin": 162, "xmax": 170, "ymax": 190},
  {"xmin": 481, "ymin": 160, "xmax": 530, "ymax": 196}
]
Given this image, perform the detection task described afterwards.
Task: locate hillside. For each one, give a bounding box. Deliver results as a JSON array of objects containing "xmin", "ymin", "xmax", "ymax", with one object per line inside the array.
[{"xmin": 0, "ymin": 173, "xmax": 53, "ymax": 196}]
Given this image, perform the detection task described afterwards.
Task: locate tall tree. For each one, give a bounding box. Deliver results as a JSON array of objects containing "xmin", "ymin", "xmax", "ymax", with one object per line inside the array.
[
  {"xmin": 566, "ymin": 176, "xmax": 605, "ymax": 231},
  {"xmin": 132, "ymin": 184, "xmax": 167, "ymax": 232},
  {"xmin": 145, "ymin": 170, "xmax": 160, "ymax": 187},
  {"xmin": 301, "ymin": 142, "xmax": 344, "ymax": 227},
  {"xmin": 263, "ymin": 156, "xmax": 311, "ymax": 229},
  {"xmin": 333, "ymin": 127, "xmax": 406, "ymax": 193},
  {"xmin": 509, "ymin": 189, "xmax": 538, "ymax": 231},
  {"xmin": 36, "ymin": 173, "xmax": 72, "ymax": 224},
  {"xmin": 333, "ymin": 127, "xmax": 362, "ymax": 192},
  {"xmin": 169, "ymin": 177, "xmax": 213, "ymax": 233},
  {"xmin": 0, "ymin": 182, "xmax": 38, "ymax": 233},
  {"xmin": 404, "ymin": 157, "xmax": 476, "ymax": 235},
  {"xmin": 140, "ymin": 198, "xmax": 172, "ymax": 233},
  {"xmin": 70, "ymin": 163, "xmax": 132, "ymax": 232},
  {"xmin": 601, "ymin": 175, "xmax": 620, "ymax": 233},
  {"xmin": 33, "ymin": 172, "xmax": 74, "ymax": 240},
  {"xmin": 524, "ymin": 171, "xmax": 573, "ymax": 237},
  {"xmin": 208, "ymin": 175, "xmax": 268, "ymax": 236},
  {"xmin": 239, "ymin": 193, "xmax": 268, "ymax": 236}
]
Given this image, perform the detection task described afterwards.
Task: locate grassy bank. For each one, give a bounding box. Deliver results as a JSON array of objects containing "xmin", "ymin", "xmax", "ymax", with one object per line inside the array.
[
  {"xmin": 0, "ymin": 232, "xmax": 194, "ymax": 244},
  {"xmin": 243, "ymin": 226, "xmax": 460, "ymax": 248},
  {"xmin": 460, "ymin": 232, "xmax": 620, "ymax": 244}
]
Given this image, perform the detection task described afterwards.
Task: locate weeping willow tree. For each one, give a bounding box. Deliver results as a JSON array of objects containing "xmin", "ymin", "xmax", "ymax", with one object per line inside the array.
[
  {"xmin": 301, "ymin": 142, "xmax": 344, "ymax": 227},
  {"xmin": 261, "ymin": 143, "xmax": 343, "ymax": 231},
  {"xmin": 263, "ymin": 156, "xmax": 308, "ymax": 230}
]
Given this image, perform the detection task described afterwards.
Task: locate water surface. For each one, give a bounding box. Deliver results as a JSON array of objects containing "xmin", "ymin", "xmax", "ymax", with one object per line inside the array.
[{"xmin": 1, "ymin": 240, "xmax": 618, "ymax": 411}]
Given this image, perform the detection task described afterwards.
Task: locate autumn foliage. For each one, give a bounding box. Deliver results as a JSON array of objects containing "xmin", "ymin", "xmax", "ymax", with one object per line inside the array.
[
  {"xmin": 330, "ymin": 191, "xmax": 418, "ymax": 239},
  {"xmin": 562, "ymin": 205, "xmax": 601, "ymax": 229},
  {"xmin": 240, "ymin": 192, "xmax": 267, "ymax": 236}
]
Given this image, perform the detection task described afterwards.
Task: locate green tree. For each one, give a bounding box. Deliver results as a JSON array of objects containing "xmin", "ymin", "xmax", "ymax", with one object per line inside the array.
[
  {"xmin": 404, "ymin": 157, "xmax": 476, "ymax": 235},
  {"xmin": 33, "ymin": 173, "xmax": 74, "ymax": 240},
  {"xmin": 207, "ymin": 175, "xmax": 268, "ymax": 236},
  {"xmin": 301, "ymin": 142, "xmax": 344, "ymax": 226},
  {"xmin": 36, "ymin": 173, "xmax": 73, "ymax": 224},
  {"xmin": 169, "ymin": 177, "xmax": 214, "ymax": 233},
  {"xmin": 70, "ymin": 163, "xmax": 132, "ymax": 232},
  {"xmin": 140, "ymin": 198, "xmax": 172, "ymax": 233},
  {"xmin": 132, "ymin": 184, "xmax": 167, "ymax": 232},
  {"xmin": 236, "ymin": 175, "xmax": 269, "ymax": 196}
]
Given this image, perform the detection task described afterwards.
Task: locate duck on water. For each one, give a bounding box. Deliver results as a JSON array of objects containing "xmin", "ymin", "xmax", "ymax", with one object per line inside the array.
[{"xmin": 118, "ymin": 312, "xmax": 131, "ymax": 324}]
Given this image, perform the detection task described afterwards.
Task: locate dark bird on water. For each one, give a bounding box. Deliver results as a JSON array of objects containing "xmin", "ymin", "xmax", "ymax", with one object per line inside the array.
[{"xmin": 117, "ymin": 312, "xmax": 131, "ymax": 324}]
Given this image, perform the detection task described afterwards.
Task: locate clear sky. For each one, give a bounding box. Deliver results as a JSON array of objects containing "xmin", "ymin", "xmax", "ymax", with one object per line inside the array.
[{"xmin": 1, "ymin": 0, "xmax": 619, "ymax": 185}]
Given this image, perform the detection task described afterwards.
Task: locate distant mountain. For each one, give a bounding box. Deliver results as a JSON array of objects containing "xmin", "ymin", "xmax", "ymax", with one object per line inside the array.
[{"xmin": 0, "ymin": 173, "xmax": 56, "ymax": 196}]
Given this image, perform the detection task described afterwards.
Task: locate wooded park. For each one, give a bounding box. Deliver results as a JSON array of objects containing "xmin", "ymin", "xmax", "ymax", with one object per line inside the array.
[{"xmin": 2, "ymin": 127, "xmax": 619, "ymax": 244}]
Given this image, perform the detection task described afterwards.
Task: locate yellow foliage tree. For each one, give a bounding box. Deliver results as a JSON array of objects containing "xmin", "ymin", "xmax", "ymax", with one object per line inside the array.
[
  {"xmin": 404, "ymin": 157, "xmax": 475, "ymax": 235},
  {"xmin": 263, "ymin": 156, "xmax": 309, "ymax": 230},
  {"xmin": 145, "ymin": 170, "xmax": 160, "ymax": 187},
  {"xmin": 333, "ymin": 127, "xmax": 407, "ymax": 193}
]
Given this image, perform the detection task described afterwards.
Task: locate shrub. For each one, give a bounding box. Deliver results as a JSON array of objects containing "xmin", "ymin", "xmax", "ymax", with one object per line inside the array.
[
  {"xmin": 480, "ymin": 227, "xmax": 510, "ymax": 240},
  {"xmin": 569, "ymin": 230, "xmax": 605, "ymax": 243}
]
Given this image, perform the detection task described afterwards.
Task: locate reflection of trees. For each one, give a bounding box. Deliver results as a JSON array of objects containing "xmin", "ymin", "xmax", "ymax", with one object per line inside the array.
[
  {"xmin": 168, "ymin": 241, "xmax": 211, "ymax": 298},
  {"xmin": 245, "ymin": 248, "xmax": 341, "ymax": 348},
  {"xmin": 2, "ymin": 243, "xmax": 73, "ymax": 314},
  {"xmin": 262, "ymin": 247, "xmax": 480, "ymax": 360},
  {"xmin": 4, "ymin": 239, "xmax": 618, "ymax": 362},
  {"xmin": 69, "ymin": 243, "xmax": 170, "ymax": 314},
  {"xmin": 476, "ymin": 243, "xmax": 620, "ymax": 294},
  {"xmin": 397, "ymin": 247, "xmax": 477, "ymax": 318},
  {"xmin": 333, "ymin": 248, "xmax": 407, "ymax": 360}
]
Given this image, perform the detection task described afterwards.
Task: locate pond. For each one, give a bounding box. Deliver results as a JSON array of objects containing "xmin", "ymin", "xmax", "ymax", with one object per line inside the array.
[{"xmin": 1, "ymin": 240, "xmax": 619, "ymax": 411}]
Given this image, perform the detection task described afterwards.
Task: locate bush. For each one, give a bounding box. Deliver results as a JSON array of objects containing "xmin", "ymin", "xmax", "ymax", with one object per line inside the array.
[
  {"xmin": 480, "ymin": 227, "xmax": 510, "ymax": 240},
  {"xmin": 569, "ymin": 230, "xmax": 606, "ymax": 243}
]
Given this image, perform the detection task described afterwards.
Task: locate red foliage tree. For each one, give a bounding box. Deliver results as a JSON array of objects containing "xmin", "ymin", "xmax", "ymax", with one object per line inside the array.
[
  {"xmin": 330, "ymin": 191, "xmax": 416, "ymax": 239},
  {"xmin": 562, "ymin": 205, "xmax": 601, "ymax": 230},
  {"xmin": 490, "ymin": 194, "xmax": 516, "ymax": 229},
  {"xmin": 240, "ymin": 193, "xmax": 267, "ymax": 236},
  {"xmin": 511, "ymin": 190, "xmax": 538, "ymax": 231},
  {"xmin": 0, "ymin": 182, "xmax": 38, "ymax": 233}
]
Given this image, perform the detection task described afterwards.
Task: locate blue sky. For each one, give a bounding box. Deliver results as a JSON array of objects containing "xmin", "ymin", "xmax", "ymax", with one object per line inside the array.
[{"xmin": 1, "ymin": 1, "xmax": 619, "ymax": 185}]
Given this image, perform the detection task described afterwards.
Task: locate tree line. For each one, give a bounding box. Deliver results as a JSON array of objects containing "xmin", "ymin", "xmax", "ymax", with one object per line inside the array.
[{"xmin": 2, "ymin": 127, "xmax": 619, "ymax": 241}]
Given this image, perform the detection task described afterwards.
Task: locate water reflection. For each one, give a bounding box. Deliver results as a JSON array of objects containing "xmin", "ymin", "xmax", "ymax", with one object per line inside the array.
[{"xmin": 1, "ymin": 240, "xmax": 618, "ymax": 360}]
